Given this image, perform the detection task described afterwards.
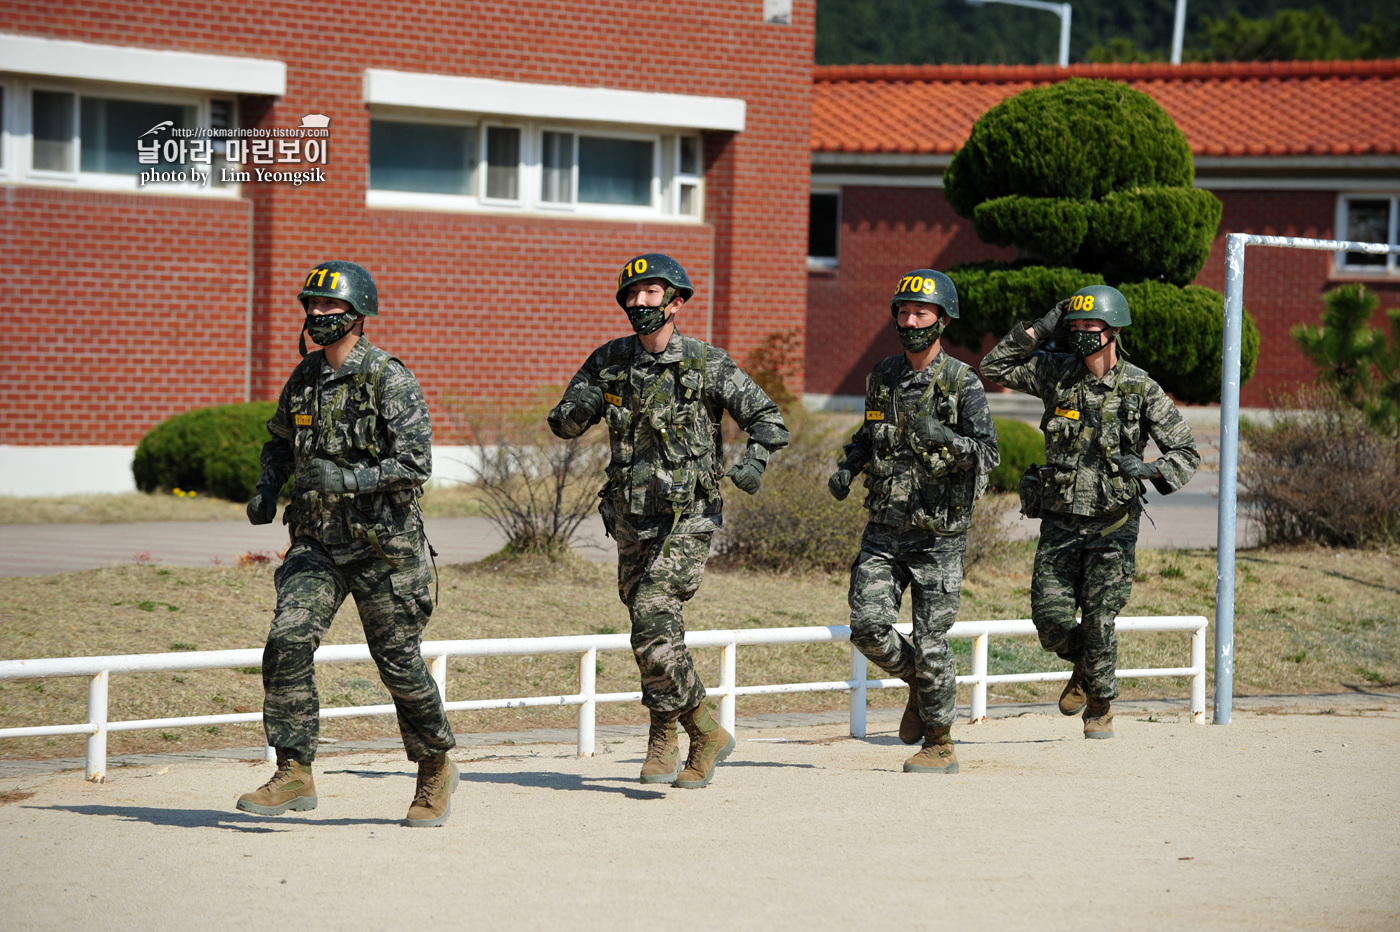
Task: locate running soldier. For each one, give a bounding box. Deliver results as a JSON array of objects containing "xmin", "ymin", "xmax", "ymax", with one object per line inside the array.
[
  {"xmin": 828, "ymin": 270, "xmax": 1000, "ymax": 773},
  {"xmin": 980, "ymin": 285, "xmax": 1199, "ymax": 738},
  {"xmin": 238, "ymin": 261, "xmax": 458, "ymax": 825},
  {"xmin": 548, "ymin": 254, "xmax": 788, "ymax": 788}
]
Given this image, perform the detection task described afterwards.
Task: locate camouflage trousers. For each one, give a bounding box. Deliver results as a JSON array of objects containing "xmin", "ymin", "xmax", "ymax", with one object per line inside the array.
[
  {"xmin": 847, "ymin": 523, "xmax": 966, "ymax": 728},
  {"xmin": 261, "ymin": 530, "xmax": 455, "ymax": 763},
  {"xmin": 616, "ymin": 533, "xmax": 711, "ymax": 714},
  {"xmin": 1031, "ymin": 510, "xmax": 1140, "ymax": 700}
]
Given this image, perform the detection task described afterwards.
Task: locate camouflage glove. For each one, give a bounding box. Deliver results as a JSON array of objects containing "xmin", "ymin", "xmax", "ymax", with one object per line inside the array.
[
  {"xmin": 725, "ymin": 455, "xmax": 765, "ymax": 495},
  {"xmin": 1115, "ymin": 454, "xmax": 1158, "ymax": 481},
  {"xmin": 246, "ymin": 487, "xmax": 278, "ymax": 525},
  {"xmin": 1031, "ymin": 298, "xmax": 1073, "ymax": 341},
  {"xmin": 827, "ymin": 468, "xmax": 853, "ymax": 501},
  {"xmin": 300, "ymin": 458, "xmax": 360, "ymax": 494},
  {"xmin": 909, "ymin": 414, "xmax": 957, "ymax": 451},
  {"xmin": 569, "ymin": 385, "xmax": 605, "ymax": 427}
]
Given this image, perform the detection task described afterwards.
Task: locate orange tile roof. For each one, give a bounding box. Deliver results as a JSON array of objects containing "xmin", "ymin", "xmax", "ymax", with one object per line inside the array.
[{"xmin": 812, "ymin": 60, "xmax": 1400, "ymax": 157}]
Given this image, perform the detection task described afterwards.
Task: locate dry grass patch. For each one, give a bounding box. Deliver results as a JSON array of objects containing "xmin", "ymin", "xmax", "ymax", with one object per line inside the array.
[{"xmin": 1, "ymin": 542, "xmax": 1396, "ymax": 760}]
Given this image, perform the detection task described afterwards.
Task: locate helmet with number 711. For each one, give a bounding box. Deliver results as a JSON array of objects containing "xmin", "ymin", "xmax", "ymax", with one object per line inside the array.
[
  {"xmin": 297, "ymin": 260, "xmax": 379, "ymax": 317},
  {"xmin": 1062, "ymin": 284, "xmax": 1130, "ymax": 327},
  {"xmin": 889, "ymin": 269, "xmax": 959, "ymax": 319}
]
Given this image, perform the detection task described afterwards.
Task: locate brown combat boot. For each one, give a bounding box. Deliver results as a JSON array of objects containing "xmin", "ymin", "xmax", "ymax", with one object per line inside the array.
[
  {"xmin": 903, "ymin": 725, "xmax": 959, "ymax": 774},
  {"xmin": 1083, "ymin": 697, "xmax": 1114, "ymax": 739},
  {"xmin": 1059, "ymin": 664, "xmax": 1088, "ymax": 716},
  {"xmin": 639, "ymin": 711, "xmax": 680, "ymax": 784},
  {"xmin": 404, "ymin": 752, "xmax": 459, "ymax": 828},
  {"xmin": 898, "ymin": 677, "xmax": 924, "ymax": 745},
  {"xmin": 674, "ymin": 704, "xmax": 735, "ymax": 789},
  {"xmin": 236, "ymin": 751, "xmax": 317, "ymax": 815}
]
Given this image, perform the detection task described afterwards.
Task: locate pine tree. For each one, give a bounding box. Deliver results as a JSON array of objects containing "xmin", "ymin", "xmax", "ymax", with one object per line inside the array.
[{"xmin": 1291, "ymin": 284, "xmax": 1400, "ymax": 438}]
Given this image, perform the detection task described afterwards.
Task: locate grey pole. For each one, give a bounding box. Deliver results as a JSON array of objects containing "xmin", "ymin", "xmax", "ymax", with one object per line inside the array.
[
  {"xmin": 1170, "ymin": 0, "xmax": 1187, "ymax": 65},
  {"xmin": 1215, "ymin": 233, "xmax": 1246, "ymax": 724},
  {"xmin": 965, "ymin": 0, "xmax": 1073, "ymax": 67},
  {"xmin": 1058, "ymin": 3, "xmax": 1072, "ymax": 68}
]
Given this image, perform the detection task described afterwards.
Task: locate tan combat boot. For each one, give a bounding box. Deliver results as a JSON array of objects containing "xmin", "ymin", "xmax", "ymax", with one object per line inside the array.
[
  {"xmin": 639, "ymin": 711, "xmax": 681, "ymax": 784},
  {"xmin": 674, "ymin": 704, "xmax": 735, "ymax": 789},
  {"xmin": 236, "ymin": 752, "xmax": 317, "ymax": 815},
  {"xmin": 899, "ymin": 678, "xmax": 924, "ymax": 745},
  {"xmin": 903, "ymin": 725, "xmax": 959, "ymax": 774},
  {"xmin": 1059, "ymin": 664, "xmax": 1088, "ymax": 716},
  {"xmin": 404, "ymin": 752, "xmax": 459, "ymax": 828},
  {"xmin": 1083, "ymin": 697, "xmax": 1114, "ymax": 739}
]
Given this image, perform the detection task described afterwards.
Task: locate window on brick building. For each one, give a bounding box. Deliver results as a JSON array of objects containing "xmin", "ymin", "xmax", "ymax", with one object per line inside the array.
[
  {"xmin": 808, "ymin": 190, "xmax": 840, "ymax": 270},
  {"xmin": 1336, "ymin": 196, "xmax": 1398, "ymax": 273},
  {"xmin": 369, "ymin": 120, "xmax": 477, "ymax": 195}
]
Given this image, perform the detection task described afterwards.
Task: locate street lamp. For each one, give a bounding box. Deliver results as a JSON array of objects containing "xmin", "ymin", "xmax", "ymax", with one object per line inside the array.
[{"xmin": 966, "ymin": 0, "xmax": 1072, "ymax": 68}]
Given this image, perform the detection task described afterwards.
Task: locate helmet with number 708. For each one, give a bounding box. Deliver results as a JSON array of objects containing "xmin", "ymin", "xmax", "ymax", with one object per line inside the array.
[{"xmin": 1062, "ymin": 284, "xmax": 1130, "ymax": 327}]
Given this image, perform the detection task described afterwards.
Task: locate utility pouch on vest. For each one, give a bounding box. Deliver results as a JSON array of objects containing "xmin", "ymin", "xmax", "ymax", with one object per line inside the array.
[{"xmin": 1019, "ymin": 465, "xmax": 1043, "ymax": 519}]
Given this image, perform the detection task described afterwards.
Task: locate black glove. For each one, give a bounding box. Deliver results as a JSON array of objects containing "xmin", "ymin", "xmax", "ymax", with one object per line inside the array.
[
  {"xmin": 725, "ymin": 456, "xmax": 765, "ymax": 495},
  {"xmin": 1115, "ymin": 454, "xmax": 1158, "ymax": 481},
  {"xmin": 246, "ymin": 487, "xmax": 278, "ymax": 525},
  {"xmin": 1031, "ymin": 298, "xmax": 1073, "ymax": 341},
  {"xmin": 570, "ymin": 384, "xmax": 605, "ymax": 426},
  {"xmin": 909, "ymin": 413, "xmax": 957, "ymax": 450},
  {"xmin": 828, "ymin": 468, "xmax": 853, "ymax": 501},
  {"xmin": 299, "ymin": 458, "xmax": 359, "ymax": 494}
]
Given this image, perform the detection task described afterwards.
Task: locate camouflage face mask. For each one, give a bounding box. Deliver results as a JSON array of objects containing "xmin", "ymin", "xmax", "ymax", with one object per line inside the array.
[
  {"xmin": 625, "ymin": 286, "xmax": 678, "ymax": 336},
  {"xmin": 1069, "ymin": 328, "xmax": 1109, "ymax": 358},
  {"xmin": 305, "ymin": 312, "xmax": 357, "ymax": 347},
  {"xmin": 895, "ymin": 318, "xmax": 946, "ymax": 353}
]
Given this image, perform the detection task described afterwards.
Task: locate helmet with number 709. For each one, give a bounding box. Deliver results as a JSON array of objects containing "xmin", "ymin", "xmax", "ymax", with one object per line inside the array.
[{"xmin": 889, "ymin": 269, "xmax": 959, "ymax": 319}]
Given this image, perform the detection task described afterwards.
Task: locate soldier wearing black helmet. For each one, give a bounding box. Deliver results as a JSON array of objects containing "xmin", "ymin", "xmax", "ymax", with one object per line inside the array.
[
  {"xmin": 828, "ymin": 269, "xmax": 1000, "ymax": 774},
  {"xmin": 981, "ymin": 285, "xmax": 1200, "ymax": 739},
  {"xmin": 548, "ymin": 253, "xmax": 789, "ymax": 789},
  {"xmin": 238, "ymin": 260, "xmax": 458, "ymax": 826}
]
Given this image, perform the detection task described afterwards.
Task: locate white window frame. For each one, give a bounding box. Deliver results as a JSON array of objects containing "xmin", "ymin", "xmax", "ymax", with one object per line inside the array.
[
  {"xmin": 480, "ymin": 121, "xmax": 527, "ymax": 207},
  {"xmin": 365, "ymin": 111, "xmax": 481, "ymax": 211},
  {"xmin": 1335, "ymin": 194, "xmax": 1399, "ymax": 274},
  {"xmin": 670, "ymin": 135, "xmax": 703, "ymax": 218},
  {"xmin": 2, "ymin": 77, "xmax": 240, "ymax": 197}
]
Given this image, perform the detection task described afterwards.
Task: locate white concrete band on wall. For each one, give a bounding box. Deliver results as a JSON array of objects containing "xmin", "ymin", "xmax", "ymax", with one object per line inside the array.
[{"xmin": 0, "ymin": 33, "xmax": 287, "ymax": 95}]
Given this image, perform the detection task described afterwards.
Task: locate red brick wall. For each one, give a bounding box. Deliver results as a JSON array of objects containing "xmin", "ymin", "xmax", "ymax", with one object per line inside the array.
[
  {"xmin": 7, "ymin": 0, "xmax": 813, "ymax": 445},
  {"xmin": 0, "ymin": 187, "xmax": 251, "ymax": 444},
  {"xmin": 805, "ymin": 185, "xmax": 1400, "ymax": 406}
]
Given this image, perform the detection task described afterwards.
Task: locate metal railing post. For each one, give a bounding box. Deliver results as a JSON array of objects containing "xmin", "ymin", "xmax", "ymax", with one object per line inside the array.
[
  {"xmin": 1216, "ymin": 232, "xmax": 1245, "ymax": 725},
  {"xmin": 578, "ymin": 648, "xmax": 596, "ymax": 757},
  {"xmin": 970, "ymin": 633, "xmax": 989, "ymax": 723},
  {"xmin": 849, "ymin": 647, "xmax": 867, "ymax": 737},
  {"xmin": 430, "ymin": 654, "xmax": 448, "ymax": 704},
  {"xmin": 719, "ymin": 642, "xmax": 737, "ymax": 734},
  {"xmin": 86, "ymin": 671, "xmax": 108, "ymax": 783},
  {"xmin": 1191, "ymin": 623, "xmax": 1207, "ymax": 724}
]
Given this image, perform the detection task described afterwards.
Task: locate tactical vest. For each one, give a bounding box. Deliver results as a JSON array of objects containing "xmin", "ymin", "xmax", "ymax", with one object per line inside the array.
[
  {"xmin": 1039, "ymin": 362, "xmax": 1149, "ymax": 516},
  {"xmin": 596, "ymin": 334, "xmax": 719, "ymax": 518},
  {"xmin": 283, "ymin": 344, "xmax": 420, "ymax": 550},
  {"xmin": 861, "ymin": 353, "xmax": 981, "ymax": 535}
]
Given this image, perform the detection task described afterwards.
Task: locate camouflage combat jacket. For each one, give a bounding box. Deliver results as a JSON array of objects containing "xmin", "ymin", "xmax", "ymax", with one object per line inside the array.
[
  {"xmin": 980, "ymin": 324, "xmax": 1199, "ymax": 518},
  {"xmin": 548, "ymin": 329, "xmax": 789, "ymax": 541},
  {"xmin": 257, "ymin": 336, "xmax": 431, "ymax": 547},
  {"xmin": 841, "ymin": 352, "xmax": 1000, "ymax": 535}
]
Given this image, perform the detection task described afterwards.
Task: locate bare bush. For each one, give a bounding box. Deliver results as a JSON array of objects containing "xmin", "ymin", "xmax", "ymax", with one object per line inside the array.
[{"xmin": 1241, "ymin": 386, "xmax": 1400, "ymax": 547}]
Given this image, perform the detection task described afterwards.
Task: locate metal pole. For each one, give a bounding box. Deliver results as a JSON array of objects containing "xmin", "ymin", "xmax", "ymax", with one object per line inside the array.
[
  {"xmin": 970, "ymin": 633, "xmax": 989, "ymax": 723},
  {"xmin": 430, "ymin": 654, "xmax": 447, "ymax": 704},
  {"xmin": 1058, "ymin": 3, "xmax": 1072, "ymax": 68},
  {"xmin": 1170, "ymin": 0, "xmax": 1187, "ymax": 65},
  {"xmin": 578, "ymin": 648, "xmax": 596, "ymax": 756},
  {"xmin": 849, "ymin": 647, "xmax": 867, "ymax": 737},
  {"xmin": 719, "ymin": 643, "xmax": 737, "ymax": 734},
  {"xmin": 1215, "ymin": 233, "xmax": 1246, "ymax": 724},
  {"xmin": 1190, "ymin": 622, "xmax": 1207, "ymax": 724},
  {"xmin": 86, "ymin": 671, "xmax": 108, "ymax": 783}
]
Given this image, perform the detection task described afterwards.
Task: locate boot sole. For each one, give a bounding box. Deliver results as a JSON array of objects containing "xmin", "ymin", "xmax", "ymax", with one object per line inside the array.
[
  {"xmin": 403, "ymin": 761, "xmax": 459, "ymax": 828},
  {"xmin": 1084, "ymin": 731, "xmax": 1114, "ymax": 739},
  {"xmin": 639, "ymin": 770, "xmax": 679, "ymax": 785},
  {"xmin": 903, "ymin": 760, "xmax": 959, "ymax": 774},
  {"xmin": 672, "ymin": 732, "xmax": 736, "ymax": 789},
  {"xmin": 236, "ymin": 794, "xmax": 317, "ymax": 815},
  {"xmin": 1060, "ymin": 699, "xmax": 1087, "ymax": 716}
]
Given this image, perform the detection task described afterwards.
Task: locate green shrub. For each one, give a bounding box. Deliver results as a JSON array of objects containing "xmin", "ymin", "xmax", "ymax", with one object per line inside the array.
[
  {"xmin": 132, "ymin": 402, "xmax": 278, "ymax": 502},
  {"xmin": 944, "ymin": 263, "xmax": 1103, "ymax": 351},
  {"xmin": 1119, "ymin": 281, "xmax": 1260, "ymax": 405},
  {"xmin": 973, "ymin": 196, "xmax": 1090, "ymax": 265},
  {"xmin": 1083, "ymin": 188, "xmax": 1223, "ymax": 285},
  {"xmin": 943, "ymin": 79, "xmax": 1194, "ymax": 215},
  {"xmin": 988, "ymin": 417, "xmax": 1044, "ymax": 492}
]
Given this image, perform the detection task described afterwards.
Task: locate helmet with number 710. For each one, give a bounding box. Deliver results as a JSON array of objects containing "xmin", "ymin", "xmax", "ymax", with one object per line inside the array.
[
  {"xmin": 297, "ymin": 260, "xmax": 379, "ymax": 318},
  {"xmin": 1062, "ymin": 284, "xmax": 1130, "ymax": 327},
  {"xmin": 614, "ymin": 253, "xmax": 695, "ymax": 308}
]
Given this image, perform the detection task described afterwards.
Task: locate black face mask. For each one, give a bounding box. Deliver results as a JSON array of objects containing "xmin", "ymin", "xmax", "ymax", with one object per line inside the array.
[
  {"xmin": 1069, "ymin": 328, "xmax": 1109, "ymax": 358},
  {"xmin": 895, "ymin": 318, "xmax": 946, "ymax": 353},
  {"xmin": 305, "ymin": 312, "xmax": 357, "ymax": 347},
  {"xmin": 625, "ymin": 287, "xmax": 678, "ymax": 336}
]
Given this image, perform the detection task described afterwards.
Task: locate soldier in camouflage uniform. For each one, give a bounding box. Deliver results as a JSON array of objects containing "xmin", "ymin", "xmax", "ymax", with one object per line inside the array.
[
  {"xmin": 828, "ymin": 270, "xmax": 1000, "ymax": 774},
  {"xmin": 981, "ymin": 285, "xmax": 1199, "ymax": 739},
  {"xmin": 548, "ymin": 253, "xmax": 788, "ymax": 788},
  {"xmin": 236, "ymin": 260, "xmax": 458, "ymax": 826}
]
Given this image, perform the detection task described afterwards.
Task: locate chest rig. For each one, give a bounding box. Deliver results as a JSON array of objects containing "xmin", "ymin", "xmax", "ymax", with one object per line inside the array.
[
  {"xmin": 1039, "ymin": 361, "xmax": 1148, "ymax": 516},
  {"xmin": 595, "ymin": 335, "xmax": 719, "ymax": 523},
  {"xmin": 862, "ymin": 353, "xmax": 979, "ymax": 535}
]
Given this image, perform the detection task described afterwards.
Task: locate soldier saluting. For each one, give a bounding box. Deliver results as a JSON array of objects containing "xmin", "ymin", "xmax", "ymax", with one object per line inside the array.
[
  {"xmin": 549, "ymin": 254, "xmax": 788, "ymax": 788},
  {"xmin": 981, "ymin": 285, "xmax": 1199, "ymax": 739}
]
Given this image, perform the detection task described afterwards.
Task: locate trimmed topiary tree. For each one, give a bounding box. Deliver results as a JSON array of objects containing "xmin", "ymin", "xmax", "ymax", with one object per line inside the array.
[
  {"xmin": 133, "ymin": 402, "xmax": 280, "ymax": 502},
  {"xmin": 943, "ymin": 78, "xmax": 1257, "ymax": 403}
]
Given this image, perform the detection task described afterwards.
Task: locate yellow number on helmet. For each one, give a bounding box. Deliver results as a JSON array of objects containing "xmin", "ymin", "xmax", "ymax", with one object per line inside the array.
[
  {"xmin": 1083, "ymin": 295, "xmax": 1095, "ymax": 310},
  {"xmin": 635, "ymin": 257, "xmax": 648, "ymax": 275},
  {"xmin": 910, "ymin": 276, "xmax": 924, "ymax": 292},
  {"xmin": 922, "ymin": 278, "xmax": 935, "ymax": 294}
]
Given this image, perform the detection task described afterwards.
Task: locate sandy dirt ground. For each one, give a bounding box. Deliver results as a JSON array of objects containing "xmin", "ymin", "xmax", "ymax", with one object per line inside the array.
[{"xmin": 2, "ymin": 697, "xmax": 1397, "ymax": 931}]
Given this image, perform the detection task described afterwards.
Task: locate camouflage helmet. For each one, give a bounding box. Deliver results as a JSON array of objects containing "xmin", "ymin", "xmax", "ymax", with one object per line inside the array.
[
  {"xmin": 1063, "ymin": 284, "xmax": 1130, "ymax": 327},
  {"xmin": 615, "ymin": 253, "xmax": 694, "ymax": 308},
  {"xmin": 298, "ymin": 260, "xmax": 378, "ymax": 318},
  {"xmin": 890, "ymin": 269, "xmax": 959, "ymax": 319}
]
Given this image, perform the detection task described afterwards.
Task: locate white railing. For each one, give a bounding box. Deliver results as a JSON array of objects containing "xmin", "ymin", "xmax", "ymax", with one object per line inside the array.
[{"xmin": 0, "ymin": 616, "xmax": 1207, "ymax": 781}]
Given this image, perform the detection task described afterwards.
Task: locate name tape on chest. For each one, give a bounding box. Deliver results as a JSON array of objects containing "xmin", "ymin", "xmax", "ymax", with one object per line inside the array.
[
  {"xmin": 866, "ymin": 410, "xmax": 884, "ymax": 421},
  {"xmin": 295, "ymin": 414, "xmax": 313, "ymax": 426},
  {"xmin": 1054, "ymin": 407, "xmax": 1081, "ymax": 420},
  {"xmin": 604, "ymin": 393, "xmax": 623, "ymax": 406}
]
